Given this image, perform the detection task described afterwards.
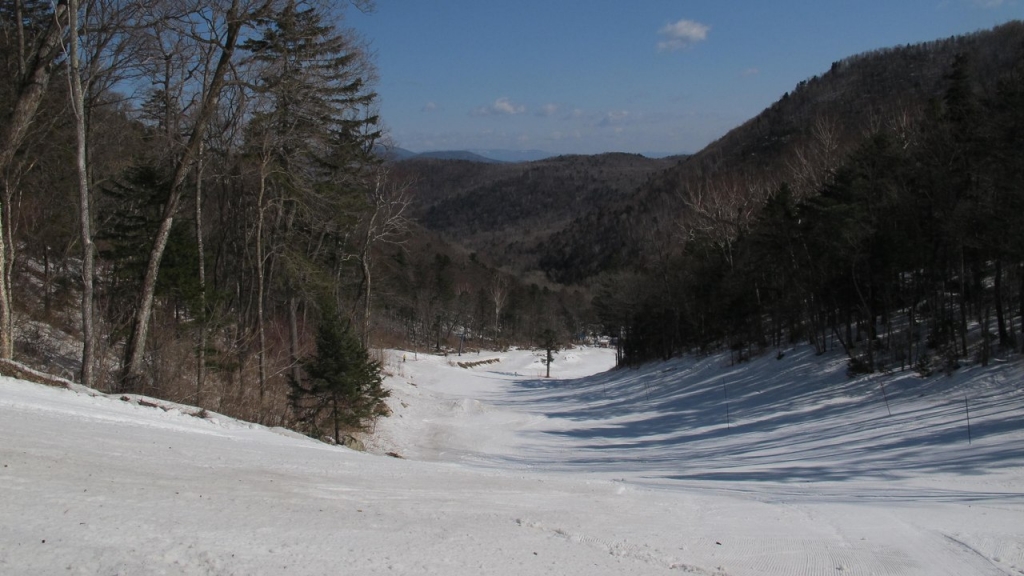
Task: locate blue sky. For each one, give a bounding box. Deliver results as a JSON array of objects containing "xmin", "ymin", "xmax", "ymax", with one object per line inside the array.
[{"xmin": 347, "ymin": 1, "xmax": 1022, "ymax": 156}]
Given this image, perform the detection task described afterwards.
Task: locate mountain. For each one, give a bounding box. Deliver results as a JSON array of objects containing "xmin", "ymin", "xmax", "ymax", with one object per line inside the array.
[
  {"xmin": 396, "ymin": 153, "xmax": 678, "ymax": 275},
  {"xmin": 397, "ymin": 22, "xmax": 1024, "ymax": 286},
  {"xmin": 410, "ymin": 150, "xmax": 503, "ymax": 163},
  {"xmin": 543, "ymin": 20, "xmax": 1024, "ymax": 283},
  {"xmin": 385, "ymin": 149, "xmax": 555, "ymax": 163},
  {"xmin": 377, "ymin": 147, "xmax": 515, "ymax": 163},
  {"xmin": 467, "ymin": 149, "xmax": 555, "ymax": 163},
  {"xmin": 374, "ymin": 145, "xmax": 417, "ymax": 161}
]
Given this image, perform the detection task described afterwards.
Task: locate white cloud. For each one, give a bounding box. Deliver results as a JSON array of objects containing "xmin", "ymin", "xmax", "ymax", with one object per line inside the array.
[
  {"xmin": 472, "ymin": 97, "xmax": 526, "ymax": 117},
  {"xmin": 421, "ymin": 101, "xmax": 439, "ymax": 112},
  {"xmin": 598, "ymin": 110, "xmax": 631, "ymax": 127},
  {"xmin": 657, "ymin": 19, "xmax": 710, "ymax": 52},
  {"xmin": 972, "ymin": 0, "xmax": 1005, "ymax": 6},
  {"xmin": 741, "ymin": 68, "xmax": 760, "ymax": 77},
  {"xmin": 537, "ymin": 103, "xmax": 560, "ymax": 117}
]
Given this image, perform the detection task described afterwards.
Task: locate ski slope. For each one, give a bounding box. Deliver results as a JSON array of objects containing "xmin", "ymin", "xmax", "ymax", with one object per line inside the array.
[{"xmin": 2, "ymin": 345, "xmax": 1022, "ymax": 575}]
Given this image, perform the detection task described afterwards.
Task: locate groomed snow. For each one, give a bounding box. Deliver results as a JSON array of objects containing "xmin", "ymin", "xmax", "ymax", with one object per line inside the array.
[{"xmin": 2, "ymin": 345, "xmax": 1022, "ymax": 575}]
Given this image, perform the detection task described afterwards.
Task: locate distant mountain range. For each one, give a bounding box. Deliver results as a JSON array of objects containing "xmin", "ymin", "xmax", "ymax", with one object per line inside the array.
[
  {"xmin": 394, "ymin": 20, "xmax": 1024, "ymax": 285},
  {"xmin": 375, "ymin": 146, "xmax": 544, "ymax": 163},
  {"xmin": 376, "ymin": 146, "xmax": 685, "ymax": 164}
]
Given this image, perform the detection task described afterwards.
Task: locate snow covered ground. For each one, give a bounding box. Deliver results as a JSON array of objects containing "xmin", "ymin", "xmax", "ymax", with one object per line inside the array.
[{"xmin": 2, "ymin": 345, "xmax": 1022, "ymax": 575}]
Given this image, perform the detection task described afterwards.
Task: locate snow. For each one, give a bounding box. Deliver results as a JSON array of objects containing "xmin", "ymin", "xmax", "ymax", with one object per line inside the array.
[{"xmin": 2, "ymin": 345, "xmax": 1023, "ymax": 575}]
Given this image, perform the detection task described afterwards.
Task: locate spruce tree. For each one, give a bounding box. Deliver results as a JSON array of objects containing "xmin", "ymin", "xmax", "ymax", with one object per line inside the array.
[
  {"xmin": 243, "ymin": 0, "xmax": 380, "ymax": 388},
  {"xmin": 289, "ymin": 301, "xmax": 388, "ymax": 442}
]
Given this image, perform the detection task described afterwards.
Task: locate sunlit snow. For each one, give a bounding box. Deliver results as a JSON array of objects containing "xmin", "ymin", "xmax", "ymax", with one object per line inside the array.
[{"xmin": 2, "ymin": 345, "xmax": 1022, "ymax": 575}]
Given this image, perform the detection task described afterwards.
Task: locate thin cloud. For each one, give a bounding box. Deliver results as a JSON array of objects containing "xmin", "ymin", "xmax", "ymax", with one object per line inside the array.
[
  {"xmin": 741, "ymin": 68, "xmax": 760, "ymax": 77},
  {"xmin": 657, "ymin": 19, "xmax": 710, "ymax": 52},
  {"xmin": 421, "ymin": 101, "xmax": 439, "ymax": 112},
  {"xmin": 537, "ymin": 103, "xmax": 560, "ymax": 117},
  {"xmin": 598, "ymin": 110, "xmax": 631, "ymax": 127},
  {"xmin": 472, "ymin": 97, "xmax": 526, "ymax": 117}
]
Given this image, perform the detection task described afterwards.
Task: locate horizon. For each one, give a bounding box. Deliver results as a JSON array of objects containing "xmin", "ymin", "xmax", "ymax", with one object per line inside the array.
[
  {"xmin": 349, "ymin": 2, "xmax": 1022, "ymax": 156},
  {"xmin": 386, "ymin": 146, "xmax": 688, "ymax": 161}
]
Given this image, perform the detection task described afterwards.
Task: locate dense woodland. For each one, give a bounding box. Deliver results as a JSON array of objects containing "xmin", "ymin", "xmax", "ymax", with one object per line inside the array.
[
  {"xmin": 0, "ymin": 0, "xmax": 595, "ymax": 439},
  {"xmin": 402, "ymin": 22, "xmax": 1024, "ymax": 377},
  {"xmin": 1, "ymin": 2, "xmax": 1022, "ymax": 439},
  {"xmin": 396, "ymin": 153, "xmax": 679, "ymax": 276},
  {"xmin": 598, "ymin": 25, "xmax": 1024, "ymax": 372}
]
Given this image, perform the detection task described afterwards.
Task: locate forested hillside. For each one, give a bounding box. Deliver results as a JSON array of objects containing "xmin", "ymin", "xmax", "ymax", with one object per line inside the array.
[
  {"xmin": 0, "ymin": 0, "xmax": 600, "ymax": 441},
  {"xmin": 395, "ymin": 153, "xmax": 680, "ymax": 274},
  {"xmin": 594, "ymin": 22, "xmax": 1024, "ymax": 372},
  {"xmin": 2, "ymin": 1, "xmax": 1022, "ymax": 441}
]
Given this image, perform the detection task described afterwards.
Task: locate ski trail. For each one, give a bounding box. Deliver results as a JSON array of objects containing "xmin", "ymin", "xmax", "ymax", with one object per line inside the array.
[{"xmin": 514, "ymin": 518, "xmax": 727, "ymax": 574}]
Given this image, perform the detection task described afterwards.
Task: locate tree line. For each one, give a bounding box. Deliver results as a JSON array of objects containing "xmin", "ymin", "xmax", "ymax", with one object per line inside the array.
[
  {"xmin": 0, "ymin": 0, "xmax": 595, "ymax": 439},
  {"xmin": 598, "ymin": 47, "xmax": 1024, "ymax": 375},
  {"xmin": 0, "ymin": 0, "xmax": 401, "ymax": 438}
]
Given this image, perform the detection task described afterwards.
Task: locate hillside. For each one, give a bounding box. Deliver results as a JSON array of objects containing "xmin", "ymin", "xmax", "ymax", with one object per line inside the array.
[
  {"xmin": 3, "ymin": 343, "xmax": 1022, "ymax": 574},
  {"xmin": 393, "ymin": 23, "xmax": 1024, "ymax": 287},
  {"xmin": 544, "ymin": 21, "xmax": 1024, "ymax": 283},
  {"xmin": 396, "ymin": 153, "xmax": 680, "ymax": 274}
]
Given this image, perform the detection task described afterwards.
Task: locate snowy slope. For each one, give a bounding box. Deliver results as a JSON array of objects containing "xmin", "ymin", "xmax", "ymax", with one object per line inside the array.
[{"xmin": 2, "ymin": 345, "xmax": 1022, "ymax": 575}]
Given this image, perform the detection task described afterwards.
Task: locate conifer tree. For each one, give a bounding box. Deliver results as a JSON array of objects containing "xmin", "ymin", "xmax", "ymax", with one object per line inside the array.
[
  {"xmin": 288, "ymin": 300, "xmax": 388, "ymax": 442},
  {"xmin": 243, "ymin": 0, "xmax": 380, "ymax": 388}
]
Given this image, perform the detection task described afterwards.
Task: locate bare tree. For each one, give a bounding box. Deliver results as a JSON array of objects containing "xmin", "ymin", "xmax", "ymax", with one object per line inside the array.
[
  {"xmin": 680, "ymin": 174, "xmax": 763, "ymax": 269},
  {"xmin": 121, "ymin": 0, "xmax": 270, "ymax": 391},
  {"xmin": 0, "ymin": 1, "xmax": 69, "ymax": 360},
  {"xmin": 489, "ymin": 272, "xmax": 508, "ymax": 344},
  {"xmin": 65, "ymin": 0, "xmax": 96, "ymax": 385},
  {"xmin": 786, "ymin": 113, "xmax": 843, "ymax": 198},
  {"xmin": 353, "ymin": 164, "xmax": 411, "ymax": 346}
]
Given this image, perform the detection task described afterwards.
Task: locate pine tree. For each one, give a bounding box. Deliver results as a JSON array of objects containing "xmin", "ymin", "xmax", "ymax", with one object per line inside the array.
[
  {"xmin": 243, "ymin": 0, "xmax": 380, "ymax": 389},
  {"xmin": 288, "ymin": 301, "xmax": 389, "ymax": 442}
]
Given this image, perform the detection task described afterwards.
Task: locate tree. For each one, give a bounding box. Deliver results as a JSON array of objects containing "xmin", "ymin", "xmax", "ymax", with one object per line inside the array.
[
  {"xmin": 242, "ymin": 0, "xmax": 380, "ymax": 386},
  {"xmin": 121, "ymin": 0, "xmax": 259, "ymax": 391},
  {"xmin": 66, "ymin": 0, "xmax": 96, "ymax": 386},
  {"xmin": 288, "ymin": 299, "xmax": 388, "ymax": 441},
  {"xmin": 489, "ymin": 272, "xmax": 508, "ymax": 344},
  {"xmin": 352, "ymin": 163, "xmax": 410, "ymax": 347},
  {"xmin": 540, "ymin": 327, "xmax": 558, "ymax": 378},
  {"xmin": 0, "ymin": 0, "xmax": 69, "ymax": 360}
]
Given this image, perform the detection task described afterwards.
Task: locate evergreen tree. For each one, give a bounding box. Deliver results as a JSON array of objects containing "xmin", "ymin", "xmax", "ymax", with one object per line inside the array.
[
  {"xmin": 244, "ymin": 0, "xmax": 379, "ymax": 188},
  {"xmin": 243, "ymin": 0, "xmax": 381, "ymax": 387},
  {"xmin": 289, "ymin": 300, "xmax": 389, "ymax": 442}
]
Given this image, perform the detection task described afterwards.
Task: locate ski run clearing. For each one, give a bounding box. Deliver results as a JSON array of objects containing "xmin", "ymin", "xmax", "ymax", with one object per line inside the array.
[{"xmin": 2, "ymin": 344, "xmax": 1023, "ymax": 575}]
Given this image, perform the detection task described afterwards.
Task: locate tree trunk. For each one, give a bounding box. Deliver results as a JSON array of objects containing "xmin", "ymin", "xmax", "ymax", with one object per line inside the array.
[
  {"xmin": 0, "ymin": 2, "xmax": 69, "ymax": 174},
  {"xmin": 361, "ymin": 256, "xmax": 372, "ymax": 347},
  {"xmin": 959, "ymin": 250, "xmax": 968, "ymax": 359},
  {"xmin": 0, "ymin": 191, "xmax": 11, "ymax": 360},
  {"xmin": 69, "ymin": 0, "xmax": 95, "ymax": 387},
  {"xmin": 255, "ymin": 170, "xmax": 268, "ymax": 423},
  {"xmin": 994, "ymin": 259, "xmax": 1009, "ymax": 347},
  {"xmin": 0, "ymin": 2, "xmax": 69, "ymax": 361},
  {"xmin": 288, "ymin": 293, "xmax": 301, "ymax": 385},
  {"xmin": 195, "ymin": 142, "xmax": 207, "ymax": 406},
  {"xmin": 121, "ymin": 2, "xmax": 243, "ymax": 391}
]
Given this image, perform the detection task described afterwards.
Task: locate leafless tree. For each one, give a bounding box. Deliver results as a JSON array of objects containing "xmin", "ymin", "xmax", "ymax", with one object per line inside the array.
[
  {"xmin": 680, "ymin": 174, "xmax": 764, "ymax": 269},
  {"xmin": 489, "ymin": 272, "xmax": 508, "ymax": 344},
  {"xmin": 786, "ymin": 113, "xmax": 843, "ymax": 198},
  {"xmin": 121, "ymin": 0, "xmax": 276, "ymax": 392},
  {"xmin": 0, "ymin": 1, "xmax": 69, "ymax": 359},
  {"xmin": 352, "ymin": 164, "xmax": 411, "ymax": 346},
  {"xmin": 63, "ymin": 0, "xmax": 97, "ymax": 385}
]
